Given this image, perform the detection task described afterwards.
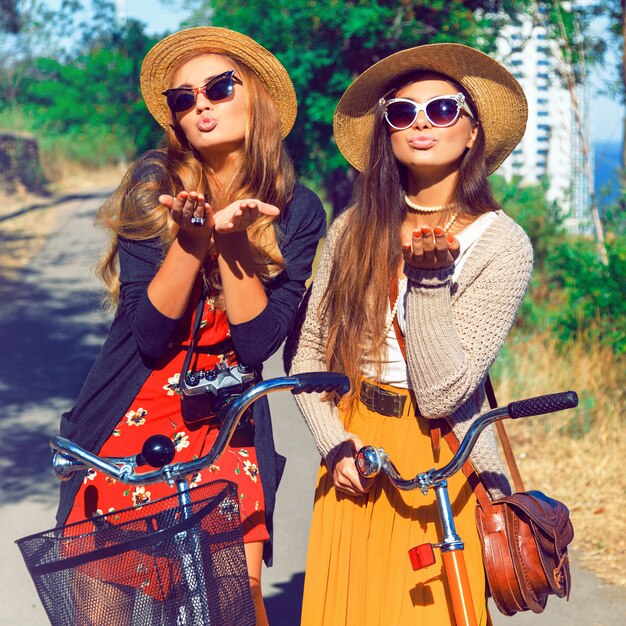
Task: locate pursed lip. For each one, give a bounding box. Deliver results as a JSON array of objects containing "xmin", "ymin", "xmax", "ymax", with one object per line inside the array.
[
  {"xmin": 407, "ymin": 134, "xmax": 437, "ymax": 149},
  {"xmin": 198, "ymin": 116, "xmax": 218, "ymax": 132}
]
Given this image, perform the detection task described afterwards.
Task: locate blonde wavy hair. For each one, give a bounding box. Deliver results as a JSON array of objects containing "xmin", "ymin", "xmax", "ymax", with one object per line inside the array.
[{"xmin": 96, "ymin": 53, "xmax": 296, "ymax": 309}]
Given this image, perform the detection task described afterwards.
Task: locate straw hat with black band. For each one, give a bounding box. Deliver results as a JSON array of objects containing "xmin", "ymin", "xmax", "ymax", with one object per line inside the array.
[
  {"xmin": 140, "ymin": 26, "xmax": 297, "ymax": 138},
  {"xmin": 333, "ymin": 43, "xmax": 527, "ymax": 175}
]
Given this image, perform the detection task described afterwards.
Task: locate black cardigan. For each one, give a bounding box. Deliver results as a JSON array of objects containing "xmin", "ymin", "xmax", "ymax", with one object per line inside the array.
[{"xmin": 56, "ymin": 180, "xmax": 326, "ymax": 566}]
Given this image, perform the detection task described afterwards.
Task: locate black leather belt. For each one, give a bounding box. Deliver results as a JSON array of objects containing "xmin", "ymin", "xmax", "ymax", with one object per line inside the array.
[{"xmin": 360, "ymin": 380, "xmax": 408, "ymax": 417}]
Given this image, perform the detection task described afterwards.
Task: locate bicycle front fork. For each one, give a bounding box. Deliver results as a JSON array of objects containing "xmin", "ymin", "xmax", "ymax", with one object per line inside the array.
[{"xmin": 409, "ymin": 481, "xmax": 478, "ymax": 626}]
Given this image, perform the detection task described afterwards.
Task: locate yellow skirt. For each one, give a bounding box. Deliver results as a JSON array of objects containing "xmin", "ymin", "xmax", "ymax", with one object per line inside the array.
[{"xmin": 301, "ymin": 380, "xmax": 491, "ymax": 626}]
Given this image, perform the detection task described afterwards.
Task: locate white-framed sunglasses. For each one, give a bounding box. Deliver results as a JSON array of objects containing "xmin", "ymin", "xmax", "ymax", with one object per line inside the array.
[{"xmin": 380, "ymin": 93, "xmax": 475, "ymax": 130}]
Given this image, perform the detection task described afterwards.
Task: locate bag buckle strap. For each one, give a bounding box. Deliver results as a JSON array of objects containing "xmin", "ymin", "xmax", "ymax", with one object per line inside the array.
[{"xmin": 553, "ymin": 553, "xmax": 568, "ymax": 589}]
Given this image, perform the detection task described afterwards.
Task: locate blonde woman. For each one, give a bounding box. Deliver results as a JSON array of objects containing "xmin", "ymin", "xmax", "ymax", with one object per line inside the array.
[
  {"xmin": 56, "ymin": 27, "xmax": 325, "ymax": 624},
  {"xmin": 290, "ymin": 44, "xmax": 533, "ymax": 625}
]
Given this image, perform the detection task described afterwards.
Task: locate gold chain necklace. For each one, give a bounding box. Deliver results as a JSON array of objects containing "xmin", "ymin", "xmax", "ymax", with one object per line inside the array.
[{"xmin": 404, "ymin": 194, "xmax": 455, "ymax": 214}]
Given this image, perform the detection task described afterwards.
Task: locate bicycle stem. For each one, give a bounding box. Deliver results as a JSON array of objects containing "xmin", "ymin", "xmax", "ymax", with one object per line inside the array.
[{"xmin": 433, "ymin": 481, "xmax": 464, "ymax": 552}]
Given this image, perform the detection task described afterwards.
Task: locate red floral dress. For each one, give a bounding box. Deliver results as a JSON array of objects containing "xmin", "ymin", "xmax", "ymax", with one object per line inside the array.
[{"xmin": 67, "ymin": 291, "xmax": 268, "ymax": 545}]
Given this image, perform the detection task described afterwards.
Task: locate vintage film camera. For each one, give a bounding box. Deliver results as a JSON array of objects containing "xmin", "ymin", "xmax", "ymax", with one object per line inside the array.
[{"xmin": 180, "ymin": 361, "xmax": 257, "ymax": 425}]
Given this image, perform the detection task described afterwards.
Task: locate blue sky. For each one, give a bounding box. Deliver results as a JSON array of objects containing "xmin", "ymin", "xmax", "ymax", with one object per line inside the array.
[
  {"xmin": 123, "ymin": 0, "xmax": 181, "ymax": 35},
  {"xmin": 49, "ymin": 0, "xmax": 623, "ymax": 146}
]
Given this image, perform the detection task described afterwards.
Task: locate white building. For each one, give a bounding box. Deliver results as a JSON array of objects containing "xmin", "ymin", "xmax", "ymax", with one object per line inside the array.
[{"xmin": 495, "ymin": 7, "xmax": 592, "ymax": 233}]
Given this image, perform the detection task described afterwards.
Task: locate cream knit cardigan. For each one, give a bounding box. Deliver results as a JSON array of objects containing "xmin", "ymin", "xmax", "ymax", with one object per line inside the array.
[{"xmin": 289, "ymin": 208, "xmax": 534, "ymax": 498}]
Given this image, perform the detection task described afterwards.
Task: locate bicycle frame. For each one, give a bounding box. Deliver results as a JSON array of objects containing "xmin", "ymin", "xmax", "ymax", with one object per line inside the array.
[{"xmin": 355, "ymin": 390, "xmax": 578, "ymax": 626}]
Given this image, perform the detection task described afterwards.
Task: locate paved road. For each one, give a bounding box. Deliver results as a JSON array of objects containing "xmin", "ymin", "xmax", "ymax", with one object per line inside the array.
[{"xmin": 1, "ymin": 196, "xmax": 623, "ymax": 625}]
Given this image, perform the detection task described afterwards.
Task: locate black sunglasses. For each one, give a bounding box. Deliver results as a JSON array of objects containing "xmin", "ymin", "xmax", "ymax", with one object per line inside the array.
[
  {"xmin": 380, "ymin": 93, "xmax": 474, "ymax": 130},
  {"xmin": 162, "ymin": 70, "xmax": 242, "ymax": 114}
]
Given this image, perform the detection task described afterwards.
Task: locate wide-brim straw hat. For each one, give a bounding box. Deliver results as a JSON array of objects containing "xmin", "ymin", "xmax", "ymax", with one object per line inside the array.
[
  {"xmin": 140, "ymin": 26, "xmax": 297, "ymax": 138},
  {"xmin": 333, "ymin": 43, "xmax": 527, "ymax": 174}
]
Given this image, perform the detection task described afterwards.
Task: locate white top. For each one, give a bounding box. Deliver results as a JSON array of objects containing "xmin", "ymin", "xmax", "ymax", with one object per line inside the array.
[{"xmin": 361, "ymin": 211, "xmax": 499, "ymax": 387}]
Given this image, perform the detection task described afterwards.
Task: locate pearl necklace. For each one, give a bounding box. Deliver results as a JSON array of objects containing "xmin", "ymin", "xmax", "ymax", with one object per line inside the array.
[
  {"xmin": 404, "ymin": 194, "xmax": 455, "ymax": 214},
  {"xmin": 441, "ymin": 209, "xmax": 460, "ymax": 233}
]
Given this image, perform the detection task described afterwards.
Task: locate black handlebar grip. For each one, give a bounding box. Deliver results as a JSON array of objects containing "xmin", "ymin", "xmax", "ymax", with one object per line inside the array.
[
  {"xmin": 508, "ymin": 391, "xmax": 578, "ymax": 419},
  {"xmin": 291, "ymin": 372, "xmax": 350, "ymax": 396}
]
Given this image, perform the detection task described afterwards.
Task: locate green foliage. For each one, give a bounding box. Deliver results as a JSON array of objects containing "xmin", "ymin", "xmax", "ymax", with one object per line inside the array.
[
  {"xmin": 1, "ymin": 13, "xmax": 163, "ymax": 166},
  {"xmin": 491, "ymin": 175, "xmax": 626, "ymax": 354},
  {"xmin": 584, "ymin": 0, "xmax": 624, "ymax": 102},
  {"xmin": 546, "ymin": 232, "xmax": 626, "ymax": 354},
  {"xmin": 490, "ymin": 174, "xmax": 565, "ymax": 269},
  {"xmin": 0, "ymin": 104, "xmax": 132, "ymax": 168}
]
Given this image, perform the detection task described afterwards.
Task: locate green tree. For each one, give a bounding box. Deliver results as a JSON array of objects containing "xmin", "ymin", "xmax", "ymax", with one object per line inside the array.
[
  {"xmin": 10, "ymin": 13, "xmax": 162, "ymax": 164},
  {"xmin": 0, "ymin": 0, "xmax": 60, "ymax": 104},
  {"xmin": 490, "ymin": 174, "xmax": 564, "ymax": 270},
  {"xmin": 547, "ymin": 231, "xmax": 626, "ymax": 353}
]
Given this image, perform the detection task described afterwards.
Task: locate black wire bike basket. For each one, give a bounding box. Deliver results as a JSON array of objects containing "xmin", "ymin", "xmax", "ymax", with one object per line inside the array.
[{"xmin": 16, "ymin": 480, "xmax": 255, "ymax": 626}]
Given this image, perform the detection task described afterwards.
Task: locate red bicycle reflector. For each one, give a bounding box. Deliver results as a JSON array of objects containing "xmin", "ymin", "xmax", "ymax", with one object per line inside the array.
[{"xmin": 408, "ymin": 543, "xmax": 436, "ymax": 570}]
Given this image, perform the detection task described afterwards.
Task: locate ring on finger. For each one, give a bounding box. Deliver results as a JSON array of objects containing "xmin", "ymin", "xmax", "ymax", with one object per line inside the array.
[{"xmin": 190, "ymin": 215, "xmax": 205, "ymax": 227}]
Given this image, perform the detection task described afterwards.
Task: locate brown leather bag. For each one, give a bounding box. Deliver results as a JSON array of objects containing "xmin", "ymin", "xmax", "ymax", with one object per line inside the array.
[{"xmin": 475, "ymin": 488, "xmax": 574, "ymax": 615}]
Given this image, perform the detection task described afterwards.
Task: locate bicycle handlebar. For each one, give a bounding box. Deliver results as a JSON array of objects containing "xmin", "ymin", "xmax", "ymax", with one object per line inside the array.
[
  {"xmin": 51, "ymin": 372, "xmax": 349, "ymax": 485},
  {"xmin": 356, "ymin": 390, "xmax": 578, "ymax": 492}
]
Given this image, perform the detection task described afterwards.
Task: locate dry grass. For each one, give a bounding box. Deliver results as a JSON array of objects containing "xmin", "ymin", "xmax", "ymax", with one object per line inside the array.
[
  {"xmin": 42, "ymin": 162, "xmax": 126, "ymax": 196},
  {"xmin": 0, "ymin": 165, "xmax": 123, "ymax": 279},
  {"xmin": 492, "ymin": 332, "xmax": 625, "ymax": 587}
]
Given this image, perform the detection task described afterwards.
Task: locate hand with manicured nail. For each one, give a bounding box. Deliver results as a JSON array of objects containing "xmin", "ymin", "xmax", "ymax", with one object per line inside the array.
[
  {"xmin": 214, "ymin": 199, "xmax": 280, "ymax": 234},
  {"xmin": 159, "ymin": 191, "xmax": 214, "ymax": 239},
  {"xmin": 331, "ymin": 436, "xmax": 376, "ymax": 496},
  {"xmin": 403, "ymin": 226, "xmax": 461, "ymax": 269}
]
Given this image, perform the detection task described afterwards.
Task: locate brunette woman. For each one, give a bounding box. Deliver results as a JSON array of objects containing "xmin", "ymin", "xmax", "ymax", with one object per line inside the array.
[
  {"xmin": 290, "ymin": 43, "xmax": 533, "ymax": 625},
  {"xmin": 56, "ymin": 26, "xmax": 326, "ymax": 624}
]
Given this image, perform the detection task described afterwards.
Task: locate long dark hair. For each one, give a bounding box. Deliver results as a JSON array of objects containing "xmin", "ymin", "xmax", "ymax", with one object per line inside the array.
[{"xmin": 321, "ymin": 72, "xmax": 500, "ymax": 402}]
